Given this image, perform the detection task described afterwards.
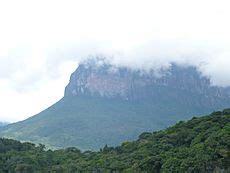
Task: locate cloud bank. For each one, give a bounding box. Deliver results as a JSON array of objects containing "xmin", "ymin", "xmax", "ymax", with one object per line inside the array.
[
  {"xmin": 1, "ymin": 39, "xmax": 230, "ymax": 122},
  {"xmin": 57, "ymin": 40, "xmax": 230, "ymax": 87}
]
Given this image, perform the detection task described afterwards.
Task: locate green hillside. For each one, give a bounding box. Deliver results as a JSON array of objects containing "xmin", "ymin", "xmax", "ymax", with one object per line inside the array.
[
  {"xmin": 1, "ymin": 90, "xmax": 228, "ymax": 150},
  {"xmin": 0, "ymin": 109, "xmax": 229, "ymax": 172}
]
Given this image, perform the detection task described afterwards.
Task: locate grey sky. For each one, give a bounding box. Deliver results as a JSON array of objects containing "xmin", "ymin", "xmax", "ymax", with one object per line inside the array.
[{"xmin": 0, "ymin": 0, "xmax": 230, "ymax": 122}]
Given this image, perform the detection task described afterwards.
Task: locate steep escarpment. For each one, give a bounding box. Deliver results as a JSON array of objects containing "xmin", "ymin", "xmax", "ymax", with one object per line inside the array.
[{"xmin": 65, "ymin": 60, "xmax": 230, "ymax": 103}]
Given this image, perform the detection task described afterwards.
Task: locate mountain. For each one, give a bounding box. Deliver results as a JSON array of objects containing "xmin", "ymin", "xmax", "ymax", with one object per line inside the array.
[
  {"xmin": 1, "ymin": 59, "xmax": 230, "ymax": 150},
  {"xmin": 0, "ymin": 122, "xmax": 8, "ymax": 127},
  {"xmin": 0, "ymin": 109, "xmax": 229, "ymax": 172},
  {"xmin": 65, "ymin": 61, "xmax": 230, "ymax": 101}
]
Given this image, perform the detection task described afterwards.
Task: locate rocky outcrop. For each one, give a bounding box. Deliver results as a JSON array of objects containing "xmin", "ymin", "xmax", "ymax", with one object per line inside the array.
[{"xmin": 65, "ymin": 60, "xmax": 230, "ymax": 101}]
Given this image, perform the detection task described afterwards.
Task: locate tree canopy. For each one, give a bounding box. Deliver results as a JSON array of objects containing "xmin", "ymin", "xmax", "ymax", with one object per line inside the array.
[{"xmin": 0, "ymin": 109, "xmax": 229, "ymax": 173}]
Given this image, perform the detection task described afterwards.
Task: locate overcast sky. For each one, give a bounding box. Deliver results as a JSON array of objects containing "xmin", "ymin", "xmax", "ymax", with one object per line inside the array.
[{"xmin": 0, "ymin": 0, "xmax": 230, "ymax": 122}]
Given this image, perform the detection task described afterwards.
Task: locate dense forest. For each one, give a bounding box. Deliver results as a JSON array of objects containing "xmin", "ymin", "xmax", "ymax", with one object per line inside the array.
[{"xmin": 0, "ymin": 109, "xmax": 229, "ymax": 173}]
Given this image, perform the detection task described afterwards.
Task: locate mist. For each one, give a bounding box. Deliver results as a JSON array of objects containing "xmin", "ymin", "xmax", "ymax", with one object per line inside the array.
[{"xmin": 53, "ymin": 39, "xmax": 230, "ymax": 87}]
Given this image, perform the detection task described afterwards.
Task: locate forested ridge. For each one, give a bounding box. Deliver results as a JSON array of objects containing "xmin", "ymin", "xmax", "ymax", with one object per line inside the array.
[{"xmin": 0, "ymin": 109, "xmax": 229, "ymax": 173}]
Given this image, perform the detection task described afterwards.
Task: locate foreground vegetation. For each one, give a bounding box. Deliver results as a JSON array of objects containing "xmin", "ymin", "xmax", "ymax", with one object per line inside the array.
[{"xmin": 0, "ymin": 109, "xmax": 229, "ymax": 173}]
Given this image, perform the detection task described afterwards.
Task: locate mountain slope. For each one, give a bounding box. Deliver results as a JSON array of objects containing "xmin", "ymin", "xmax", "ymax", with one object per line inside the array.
[
  {"xmin": 0, "ymin": 109, "xmax": 229, "ymax": 172},
  {"xmin": 1, "ymin": 61, "xmax": 230, "ymax": 150}
]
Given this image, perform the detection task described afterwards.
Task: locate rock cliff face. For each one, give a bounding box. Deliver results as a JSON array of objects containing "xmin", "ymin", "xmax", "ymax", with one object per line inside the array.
[{"xmin": 65, "ymin": 61, "xmax": 230, "ymax": 102}]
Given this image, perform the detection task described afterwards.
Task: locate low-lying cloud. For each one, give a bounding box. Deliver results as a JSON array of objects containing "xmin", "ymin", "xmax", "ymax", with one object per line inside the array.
[{"xmin": 55, "ymin": 40, "xmax": 230, "ymax": 87}]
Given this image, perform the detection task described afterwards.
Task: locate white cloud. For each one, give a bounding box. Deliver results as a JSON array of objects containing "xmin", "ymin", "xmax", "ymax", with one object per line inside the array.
[
  {"xmin": 198, "ymin": 52, "xmax": 230, "ymax": 87},
  {"xmin": 0, "ymin": 59, "xmax": 78, "ymax": 122}
]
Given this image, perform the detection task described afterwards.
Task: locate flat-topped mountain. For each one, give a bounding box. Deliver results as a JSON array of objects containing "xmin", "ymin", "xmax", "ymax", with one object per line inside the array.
[
  {"xmin": 1, "ymin": 59, "xmax": 230, "ymax": 150},
  {"xmin": 65, "ymin": 60, "xmax": 230, "ymax": 102}
]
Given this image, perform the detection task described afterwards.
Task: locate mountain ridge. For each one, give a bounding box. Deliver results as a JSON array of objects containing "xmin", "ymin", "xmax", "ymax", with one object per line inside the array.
[{"xmin": 0, "ymin": 109, "xmax": 229, "ymax": 172}]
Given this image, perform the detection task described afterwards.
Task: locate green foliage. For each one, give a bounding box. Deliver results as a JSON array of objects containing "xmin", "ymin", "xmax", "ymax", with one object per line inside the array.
[
  {"xmin": 1, "ymin": 88, "xmax": 230, "ymax": 150},
  {"xmin": 0, "ymin": 109, "xmax": 229, "ymax": 172}
]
